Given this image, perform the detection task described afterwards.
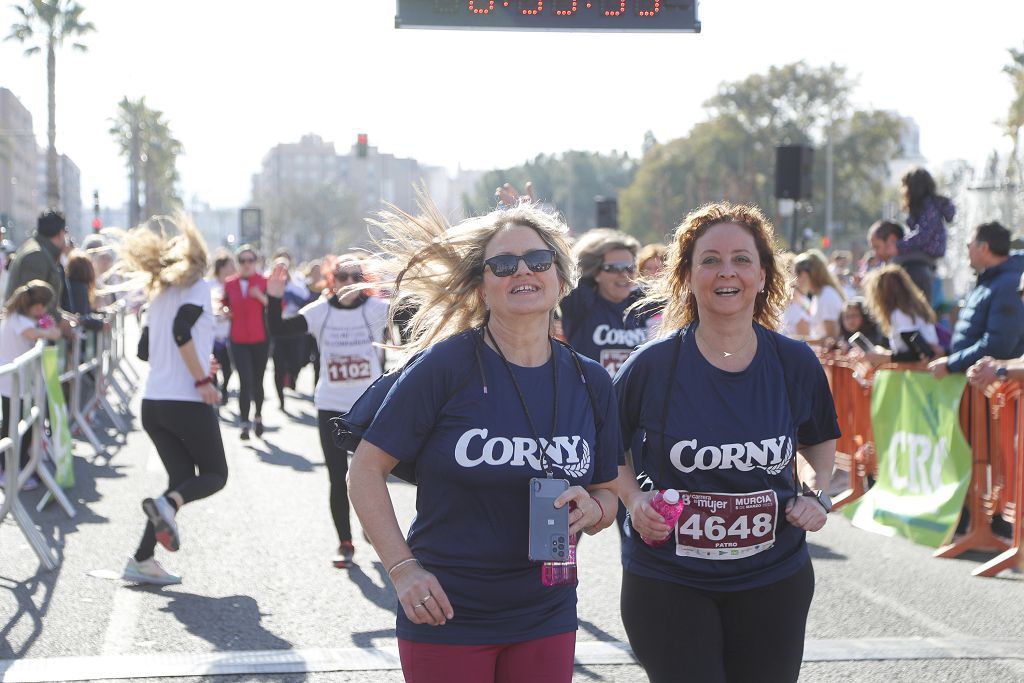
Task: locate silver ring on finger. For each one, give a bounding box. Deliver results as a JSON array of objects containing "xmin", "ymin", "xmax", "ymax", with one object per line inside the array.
[
  {"xmin": 422, "ymin": 595, "xmax": 433, "ymax": 603},
  {"xmin": 413, "ymin": 602, "xmax": 424, "ymax": 609}
]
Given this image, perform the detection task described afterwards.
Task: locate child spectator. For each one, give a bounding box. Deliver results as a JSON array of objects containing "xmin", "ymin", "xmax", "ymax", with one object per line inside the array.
[
  {"xmin": 858, "ymin": 264, "xmax": 944, "ymax": 364},
  {"xmin": 836, "ymin": 297, "xmax": 888, "ymax": 352},
  {"xmin": 0, "ymin": 280, "xmax": 62, "ymax": 489}
]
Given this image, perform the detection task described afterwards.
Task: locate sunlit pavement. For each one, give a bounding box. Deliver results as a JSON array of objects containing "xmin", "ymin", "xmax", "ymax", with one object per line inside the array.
[{"xmin": 2, "ymin": 360, "xmax": 1023, "ymax": 683}]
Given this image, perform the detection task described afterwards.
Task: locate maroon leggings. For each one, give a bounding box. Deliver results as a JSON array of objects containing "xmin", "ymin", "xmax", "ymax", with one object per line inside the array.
[{"xmin": 398, "ymin": 631, "xmax": 575, "ymax": 683}]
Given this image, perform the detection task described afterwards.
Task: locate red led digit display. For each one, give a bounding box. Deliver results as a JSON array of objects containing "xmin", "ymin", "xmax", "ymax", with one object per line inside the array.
[
  {"xmin": 553, "ymin": 0, "xmax": 577, "ymax": 16},
  {"xmin": 396, "ymin": 0, "xmax": 699, "ymax": 31},
  {"xmin": 602, "ymin": 0, "xmax": 625, "ymax": 16}
]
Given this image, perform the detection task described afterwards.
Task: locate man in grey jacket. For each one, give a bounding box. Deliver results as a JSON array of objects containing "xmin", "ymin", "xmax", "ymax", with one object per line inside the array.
[{"xmin": 5, "ymin": 210, "xmax": 75, "ymax": 339}]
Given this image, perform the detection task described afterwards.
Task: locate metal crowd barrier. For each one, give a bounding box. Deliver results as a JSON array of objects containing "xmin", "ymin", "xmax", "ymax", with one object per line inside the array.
[
  {"xmin": 821, "ymin": 350, "xmax": 1023, "ymax": 578},
  {"xmin": 0, "ymin": 303, "xmax": 138, "ymax": 571}
]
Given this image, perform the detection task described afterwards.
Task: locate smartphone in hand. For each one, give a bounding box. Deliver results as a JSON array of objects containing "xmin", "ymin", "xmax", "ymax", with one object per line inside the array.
[{"xmin": 528, "ymin": 478, "xmax": 570, "ymax": 562}]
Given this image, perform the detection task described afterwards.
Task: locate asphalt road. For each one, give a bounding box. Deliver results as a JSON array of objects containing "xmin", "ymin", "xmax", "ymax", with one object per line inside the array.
[{"xmin": 2, "ymin": 354, "xmax": 1023, "ymax": 683}]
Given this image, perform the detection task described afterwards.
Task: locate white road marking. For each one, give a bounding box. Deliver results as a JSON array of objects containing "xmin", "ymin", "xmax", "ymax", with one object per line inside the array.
[{"xmin": 1, "ymin": 639, "xmax": 1023, "ymax": 682}]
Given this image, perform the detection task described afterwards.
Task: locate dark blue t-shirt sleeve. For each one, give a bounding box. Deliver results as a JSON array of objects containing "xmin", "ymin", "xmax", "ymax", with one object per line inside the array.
[
  {"xmin": 363, "ymin": 344, "xmax": 458, "ymax": 462},
  {"xmin": 582, "ymin": 359, "xmax": 624, "ymax": 482},
  {"xmin": 790, "ymin": 342, "xmax": 841, "ymax": 446},
  {"xmin": 613, "ymin": 344, "xmax": 646, "ymax": 451}
]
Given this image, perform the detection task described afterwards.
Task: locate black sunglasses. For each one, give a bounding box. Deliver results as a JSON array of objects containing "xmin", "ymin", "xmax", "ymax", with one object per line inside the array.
[
  {"xmin": 334, "ymin": 271, "xmax": 364, "ymax": 283},
  {"xmin": 600, "ymin": 261, "xmax": 636, "ymax": 275},
  {"xmin": 483, "ymin": 249, "xmax": 556, "ymax": 278}
]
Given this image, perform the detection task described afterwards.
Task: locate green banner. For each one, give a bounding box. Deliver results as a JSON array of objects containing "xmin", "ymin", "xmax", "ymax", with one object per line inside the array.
[
  {"xmin": 844, "ymin": 370, "xmax": 972, "ymax": 547},
  {"xmin": 42, "ymin": 346, "xmax": 74, "ymax": 488}
]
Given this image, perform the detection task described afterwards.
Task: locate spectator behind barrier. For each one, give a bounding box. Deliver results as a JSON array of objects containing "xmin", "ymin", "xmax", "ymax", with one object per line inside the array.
[
  {"xmin": 855, "ymin": 265, "xmax": 944, "ymax": 365},
  {"xmin": 794, "ymin": 250, "xmax": 846, "ymax": 342},
  {"xmin": 896, "ymin": 167, "xmax": 955, "ymax": 303},
  {"xmin": 836, "ymin": 297, "xmax": 888, "ymax": 352},
  {"xmin": 778, "ymin": 252, "xmax": 811, "ymax": 339},
  {"xmin": 928, "ymin": 222, "xmax": 1024, "ymax": 379}
]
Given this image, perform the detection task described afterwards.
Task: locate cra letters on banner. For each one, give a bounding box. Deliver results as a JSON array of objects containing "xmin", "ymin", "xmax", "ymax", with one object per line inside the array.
[{"xmin": 844, "ymin": 370, "xmax": 971, "ymax": 547}]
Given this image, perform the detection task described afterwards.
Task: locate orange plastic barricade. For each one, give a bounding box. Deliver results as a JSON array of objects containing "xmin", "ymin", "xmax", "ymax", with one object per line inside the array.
[
  {"xmin": 824, "ymin": 356, "xmax": 875, "ymax": 511},
  {"xmin": 933, "ymin": 383, "xmax": 1013, "ymax": 562},
  {"xmin": 971, "ymin": 381, "xmax": 1023, "ymax": 577}
]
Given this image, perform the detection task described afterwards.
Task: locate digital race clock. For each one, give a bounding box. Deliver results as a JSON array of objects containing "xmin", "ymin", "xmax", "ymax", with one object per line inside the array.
[{"xmin": 395, "ymin": 1, "xmax": 700, "ymax": 32}]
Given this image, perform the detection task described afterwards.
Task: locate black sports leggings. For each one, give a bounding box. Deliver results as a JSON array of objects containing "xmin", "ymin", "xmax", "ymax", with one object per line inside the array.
[
  {"xmin": 230, "ymin": 340, "xmax": 269, "ymax": 424},
  {"xmin": 318, "ymin": 410, "xmax": 352, "ymax": 544},
  {"xmin": 213, "ymin": 341, "xmax": 233, "ymax": 392},
  {"xmin": 621, "ymin": 560, "xmax": 814, "ymax": 683},
  {"xmin": 136, "ymin": 399, "xmax": 228, "ymax": 561},
  {"xmin": 272, "ymin": 334, "xmax": 306, "ymax": 402}
]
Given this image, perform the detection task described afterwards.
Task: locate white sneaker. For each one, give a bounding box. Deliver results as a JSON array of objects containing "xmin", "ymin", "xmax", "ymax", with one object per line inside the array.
[
  {"xmin": 122, "ymin": 557, "xmax": 181, "ymax": 585},
  {"xmin": 142, "ymin": 496, "xmax": 180, "ymax": 551}
]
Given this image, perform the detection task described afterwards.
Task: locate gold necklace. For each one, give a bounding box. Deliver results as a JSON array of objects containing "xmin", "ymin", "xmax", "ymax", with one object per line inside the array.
[{"xmin": 697, "ymin": 327, "xmax": 756, "ymax": 358}]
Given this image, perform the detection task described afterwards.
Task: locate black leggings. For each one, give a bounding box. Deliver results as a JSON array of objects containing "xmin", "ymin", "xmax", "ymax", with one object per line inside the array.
[
  {"xmin": 213, "ymin": 341, "xmax": 233, "ymax": 392},
  {"xmin": 621, "ymin": 561, "xmax": 814, "ymax": 683},
  {"xmin": 230, "ymin": 341, "xmax": 268, "ymax": 424},
  {"xmin": 136, "ymin": 399, "xmax": 228, "ymax": 561},
  {"xmin": 1, "ymin": 395, "xmax": 32, "ymax": 470},
  {"xmin": 318, "ymin": 410, "xmax": 351, "ymax": 544},
  {"xmin": 272, "ymin": 334, "xmax": 306, "ymax": 402}
]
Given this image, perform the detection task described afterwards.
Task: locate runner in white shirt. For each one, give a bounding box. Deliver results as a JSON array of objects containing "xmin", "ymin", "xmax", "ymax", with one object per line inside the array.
[
  {"xmin": 117, "ymin": 214, "xmax": 227, "ymax": 586},
  {"xmin": 266, "ymin": 253, "xmax": 388, "ymax": 569},
  {"xmin": 794, "ymin": 251, "xmax": 846, "ymax": 342}
]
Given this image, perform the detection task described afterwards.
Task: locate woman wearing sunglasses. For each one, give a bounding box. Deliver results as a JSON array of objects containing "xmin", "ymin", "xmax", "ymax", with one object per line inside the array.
[
  {"xmin": 348, "ymin": 201, "xmax": 622, "ymax": 683},
  {"xmin": 266, "ymin": 253, "xmax": 389, "ymax": 569},
  {"xmin": 221, "ymin": 245, "xmax": 269, "ymax": 441},
  {"xmin": 559, "ymin": 228, "xmax": 657, "ymax": 377}
]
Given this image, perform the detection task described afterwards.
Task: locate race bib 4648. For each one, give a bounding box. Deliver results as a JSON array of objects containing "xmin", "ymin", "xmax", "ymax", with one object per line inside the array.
[{"xmin": 675, "ymin": 489, "xmax": 778, "ymax": 560}]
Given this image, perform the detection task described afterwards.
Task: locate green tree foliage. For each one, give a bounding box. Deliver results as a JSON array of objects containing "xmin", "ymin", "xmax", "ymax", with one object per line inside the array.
[
  {"xmin": 464, "ymin": 150, "xmax": 637, "ymax": 232},
  {"xmin": 6, "ymin": 0, "xmax": 95, "ymax": 206},
  {"xmin": 620, "ymin": 62, "xmax": 902, "ymax": 248},
  {"xmin": 109, "ymin": 97, "xmax": 183, "ymax": 225}
]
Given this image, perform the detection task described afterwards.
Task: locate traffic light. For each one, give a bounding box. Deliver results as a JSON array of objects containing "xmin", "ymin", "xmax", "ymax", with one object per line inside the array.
[
  {"xmin": 92, "ymin": 190, "xmax": 102, "ymax": 231},
  {"xmin": 357, "ymin": 133, "xmax": 368, "ymax": 158}
]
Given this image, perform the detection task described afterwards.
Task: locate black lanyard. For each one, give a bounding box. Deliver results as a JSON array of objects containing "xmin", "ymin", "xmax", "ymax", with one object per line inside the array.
[{"xmin": 485, "ymin": 326, "xmax": 559, "ymax": 478}]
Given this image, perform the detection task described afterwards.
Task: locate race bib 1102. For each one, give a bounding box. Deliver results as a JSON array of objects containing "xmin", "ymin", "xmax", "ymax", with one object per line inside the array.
[
  {"xmin": 327, "ymin": 355, "xmax": 372, "ymax": 384},
  {"xmin": 675, "ymin": 489, "xmax": 778, "ymax": 560}
]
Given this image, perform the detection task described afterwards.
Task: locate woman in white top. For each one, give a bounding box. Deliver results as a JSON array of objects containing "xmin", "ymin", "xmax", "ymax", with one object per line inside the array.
[
  {"xmin": 119, "ymin": 214, "xmax": 227, "ymax": 586},
  {"xmin": 0, "ymin": 280, "xmax": 61, "ymax": 487},
  {"xmin": 266, "ymin": 253, "xmax": 388, "ymax": 569},
  {"xmin": 794, "ymin": 250, "xmax": 845, "ymax": 342},
  {"xmin": 857, "ymin": 264, "xmax": 943, "ymax": 364}
]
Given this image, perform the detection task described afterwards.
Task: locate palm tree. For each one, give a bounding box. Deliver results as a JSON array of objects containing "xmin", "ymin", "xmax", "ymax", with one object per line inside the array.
[
  {"xmin": 6, "ymin": 0, "xmax": 95, "ymax": 207},
  {"xmin": 1003, "ymin": 44, "xmax": 1024, "ymax": 187},
  {"xmin": 109, "ymin": 97, "xmax": 145, "ymax": 226},
  {"xmin": 109, "ymin": 97, "xmax": 183, "ymax": 225}
]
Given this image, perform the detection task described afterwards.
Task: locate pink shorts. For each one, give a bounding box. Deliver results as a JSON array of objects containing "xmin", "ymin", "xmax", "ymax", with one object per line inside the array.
[{"xmin": 398, "ymin": 631, "xmax": 576, "ymax": 683}]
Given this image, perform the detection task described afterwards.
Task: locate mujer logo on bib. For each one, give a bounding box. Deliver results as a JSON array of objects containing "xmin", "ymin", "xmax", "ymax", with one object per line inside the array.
[
  {"xmin": 669, "ymin": 436, "xmax": 793, "ymax": 476},
  {"xmin": 454, "ymin": 428, "xmax": 591, "ymax": 477}
]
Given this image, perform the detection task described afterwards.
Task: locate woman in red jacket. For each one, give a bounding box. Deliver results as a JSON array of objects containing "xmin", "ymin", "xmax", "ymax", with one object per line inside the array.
[{"xmin": 222, "ymin": 245, "xmax": 269, "ymax": 440}]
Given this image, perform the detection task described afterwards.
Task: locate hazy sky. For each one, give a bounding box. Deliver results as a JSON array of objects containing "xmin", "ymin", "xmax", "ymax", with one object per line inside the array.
[{"xmin": 1, "ymin": 1, "xmax": 1022, "ymax": 210}]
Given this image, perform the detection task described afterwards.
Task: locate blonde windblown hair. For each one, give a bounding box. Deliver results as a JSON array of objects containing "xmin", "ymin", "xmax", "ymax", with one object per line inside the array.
[
  {"xmin": 112, "ymin": 213, "xmax": 209, "ymax": 299},
  {"xmin": 366, "ymin": 197, "xmax": 577, "ymax": 356},
  {"xmin": 637, "ymin": 202, "xmax": 788, "ymax": 334}
]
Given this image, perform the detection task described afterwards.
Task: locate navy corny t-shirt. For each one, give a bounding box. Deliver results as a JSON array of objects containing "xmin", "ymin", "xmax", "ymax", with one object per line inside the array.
[
  {"xmin": 560, "ymin": 284, "xmax": 652, "ymax": 376},
  {"xmin": 614, "ymin": 323, "xmax": 839, "ymax": 591},
  {"xmin": 363, "ymin": 331, "xmax": 622, "ymax": 645}
]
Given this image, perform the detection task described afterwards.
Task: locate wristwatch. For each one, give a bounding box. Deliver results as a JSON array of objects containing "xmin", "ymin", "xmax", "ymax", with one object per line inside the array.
[
  {"xmin": 805, "ymin": 488, "xmax": 833, "ymax": 513},
  {"xmin": 996, "ymin": 366, "xmax": 1009, "ymax": 380}
]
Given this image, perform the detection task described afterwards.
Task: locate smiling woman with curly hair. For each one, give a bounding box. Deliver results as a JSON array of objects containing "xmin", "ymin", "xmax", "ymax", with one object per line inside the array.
[{"xmin": 613, "ymin": 202, "xmax": 839, "ymax": 683}]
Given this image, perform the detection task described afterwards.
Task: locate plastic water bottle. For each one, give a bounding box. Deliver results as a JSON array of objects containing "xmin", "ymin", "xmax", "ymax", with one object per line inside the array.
[
  {"xmin": 642, "ymin": 489, "xmax": 685, "ymax": 547},
  {"xmin": 542, "ymin": 535, "xmax": 577, "ymax": 587}
]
